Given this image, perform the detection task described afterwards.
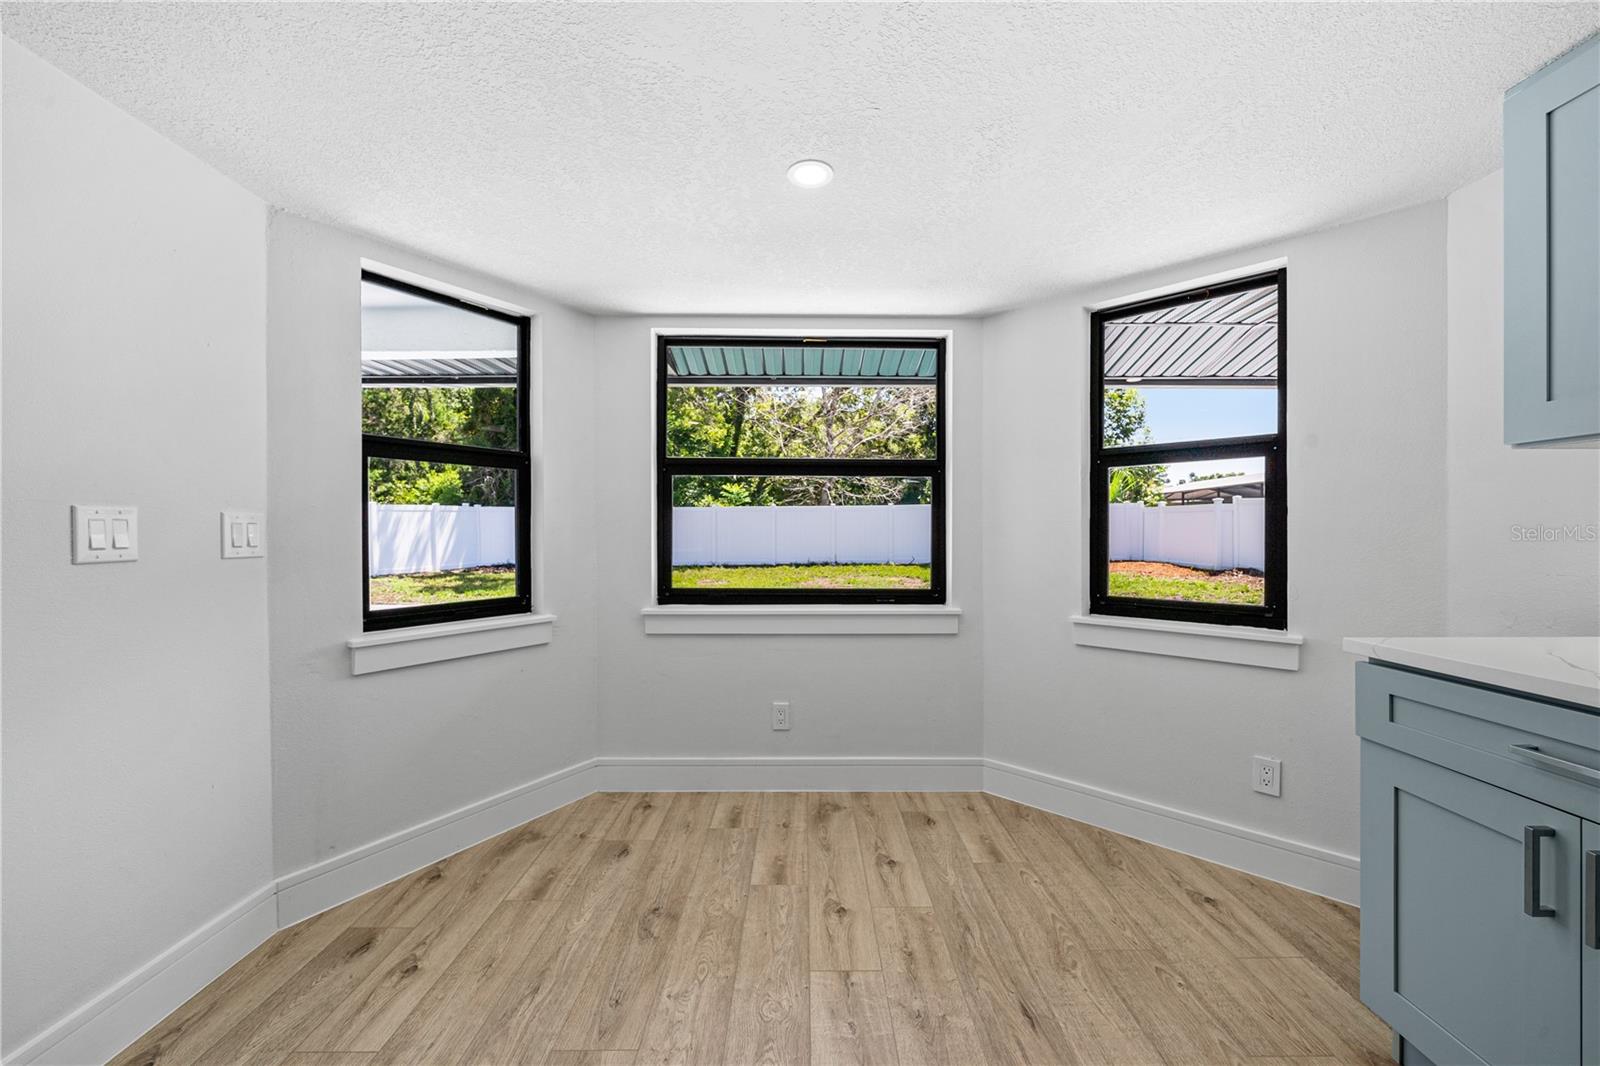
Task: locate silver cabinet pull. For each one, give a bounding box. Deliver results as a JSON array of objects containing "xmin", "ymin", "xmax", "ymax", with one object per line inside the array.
[
  {"xmin": 1524, "ymin": 826, "xmax": 1556, "ymax": 917},
  {"xmin": 1586, "ymin": 850, "xmax": 1599, "ymax": 949},
  {"xmin": 1508, "ymin": 743, "xmax": 1600, "ymax": 784}
]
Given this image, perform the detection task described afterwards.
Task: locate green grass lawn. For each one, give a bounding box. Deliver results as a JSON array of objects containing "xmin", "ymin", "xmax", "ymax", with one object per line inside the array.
[
  {"xmin": 374, "ymin": 561, "xmax": 1247, "ymax": 603},
  {"xmin": 369, "ymin": 565, "xmax": 516, "ymax": 607},
  {"xmin": 672, "ymin": 563, "xmax": 931, "ymax": 590},
  {"xmin": 1108, "ymin": 565, "xmax": 1264, "ymax": 605}
]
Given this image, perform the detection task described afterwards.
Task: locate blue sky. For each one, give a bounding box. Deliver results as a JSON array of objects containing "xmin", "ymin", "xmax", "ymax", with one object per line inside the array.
[{"xmin": 1131, "ymin": 387, "xmax": 1275, "ymax": 485}]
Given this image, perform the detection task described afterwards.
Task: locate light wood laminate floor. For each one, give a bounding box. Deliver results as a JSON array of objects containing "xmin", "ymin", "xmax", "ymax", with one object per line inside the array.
[{"xmin": 111, "ymin": 792, "xmax": 1387, "ymax": 1066}]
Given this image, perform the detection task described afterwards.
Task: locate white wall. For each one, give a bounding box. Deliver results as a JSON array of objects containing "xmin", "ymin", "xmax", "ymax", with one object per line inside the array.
[
  {"xmin": 1445, "ymin": 170, "xmax": 1600, "ymax": 635},
  {"xmin": 592, "ymin": 318, "xmax": 983, "ymax": 764},
  {"xmin": 266, "ymin": 214, "xmax": 600, "ymax": 878},
  {"xmin": 1, "ymin": 38, "xmax": 274, "ymax": 1055},
  {"xmin": 982, "ymin": 202, "xmax": 1451, "ymax": 863}
]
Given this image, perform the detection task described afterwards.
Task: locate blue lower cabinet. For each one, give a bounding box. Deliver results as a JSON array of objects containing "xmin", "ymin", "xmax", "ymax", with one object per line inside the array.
[
  {"xmin": 1399, "ymin": 1036, "xmax": 1441, "ymax": 1066},
  {"xmin": 1357, "ymin": 662, "xmax": 1600, "ymax": 1065},
  {"xmin": 1585, "ymin": 821, "xmax": 1600, "ymax": 1066},
  {"xmin": 1362, "ymin": 743, "xmax": 1582, "ymax": 1065}
]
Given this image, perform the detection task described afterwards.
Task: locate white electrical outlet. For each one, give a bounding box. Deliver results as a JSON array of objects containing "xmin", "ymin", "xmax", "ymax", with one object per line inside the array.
[
  {"xmin": 772, "ymin": 701, "xmax": 791, "ymax": 731},
  {"xmin": 1252, "ymin": 756, "xmax": 1282, "ymax": 797}
]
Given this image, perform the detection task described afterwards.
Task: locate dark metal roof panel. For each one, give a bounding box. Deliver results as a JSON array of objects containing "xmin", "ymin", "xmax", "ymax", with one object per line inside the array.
[
  {"xmin": 361, "ymin": 351, "xmax": 518, "ymax": 383},
  {"xmin": 1104, "ymin": 283, "xmax": 1279, "ymax": 384}
]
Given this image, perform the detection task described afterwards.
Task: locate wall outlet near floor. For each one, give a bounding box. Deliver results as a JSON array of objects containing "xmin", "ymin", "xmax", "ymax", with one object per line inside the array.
[
  {"xmin": 1252, "ymin": 756, "xmax": 1282, "ymax": 796},
  {"xmin": 771, "ymin": 701, "xmax": 791, "ymax": 731}
]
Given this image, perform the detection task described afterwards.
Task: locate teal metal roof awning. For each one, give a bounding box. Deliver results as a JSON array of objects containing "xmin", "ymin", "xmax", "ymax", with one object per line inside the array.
[{"xmin": 666, "ymin": 344, "xmax": 938, "ymax": 382}]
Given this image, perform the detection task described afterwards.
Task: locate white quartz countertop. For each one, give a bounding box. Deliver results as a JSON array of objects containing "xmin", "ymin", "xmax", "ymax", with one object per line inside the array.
[{"xmin": 1343, "ymin": 636, "xmax": 1600, "ymax": 710}]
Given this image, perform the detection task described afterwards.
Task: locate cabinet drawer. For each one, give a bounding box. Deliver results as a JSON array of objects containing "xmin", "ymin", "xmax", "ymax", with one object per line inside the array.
[
  {"xmin": 1357, "ymin": 662, "xmax": 1600, "ymax": 820},
  {"xmin": 1361, "ymin": 743, "xmax": 1583, "ymax": 1065}
]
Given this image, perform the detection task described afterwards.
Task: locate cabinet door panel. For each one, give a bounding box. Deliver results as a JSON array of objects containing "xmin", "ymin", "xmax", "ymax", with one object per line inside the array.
[
  {"xmin": 1546, "ymin": 86, "xmax": 1599, "ymax": 409},
  {"xmin": 1362, "ymin": 742, "xmax": 1582, "ymax": 1064},
  {"xmin": 1504, "ymin": 35, "xmax": 1600, "ymax": 445},
  {"xmin": 1584, "ymin": 821, "xmax": 1599, "ymax": 1066}
]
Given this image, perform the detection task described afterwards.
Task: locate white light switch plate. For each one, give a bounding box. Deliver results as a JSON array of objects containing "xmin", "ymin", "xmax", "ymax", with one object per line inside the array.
[
  {"xmin": 221, "ymin": 511, "xmax": 265, "ymax": 559},
  {"xmin": 72, "ymin": 505, "xmax": 138, "ymax": 563}
]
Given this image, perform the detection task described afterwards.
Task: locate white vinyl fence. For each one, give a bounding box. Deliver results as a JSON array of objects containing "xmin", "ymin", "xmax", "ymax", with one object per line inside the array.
[
  {"xmin": 1109, "ymin": 498, "xmax": 1265, "ymax": 572},
  {"xmin": 672, "ymin": 504, "xmax": 931, "ymax": 567},
  {"xmin": 368, "ymin": 503, "xmax": 516, "ymax": 576}
]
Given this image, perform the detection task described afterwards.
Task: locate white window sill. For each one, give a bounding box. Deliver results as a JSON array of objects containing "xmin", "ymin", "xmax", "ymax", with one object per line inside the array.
[
  {"xmin": 1070, "ymin": 614, "xmax": 1302, "ymax": 671},
  {"xmin": 642, "ymin": 604, "xmax": 961, "ymax": 636},
  {"xmin": 348, "ymin": 613, "xmax": 555, "ymax": 675}
]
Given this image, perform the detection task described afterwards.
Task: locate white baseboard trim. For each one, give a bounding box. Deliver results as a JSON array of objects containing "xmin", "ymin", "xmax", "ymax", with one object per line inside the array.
[
  {"xmin": 595, "ymin": 755, "xmax": 984, "ymax": 792},
  {"xmin": 274, "ymin": 758, "xmax": 599, "ymax": 925},
  {"xmin": 4, "ymin": 885, "xmax": 278, "ymax": 1066},
  {"xmin": 983, "ymin": 757, "xmax": 1360, "ymax": 904}
]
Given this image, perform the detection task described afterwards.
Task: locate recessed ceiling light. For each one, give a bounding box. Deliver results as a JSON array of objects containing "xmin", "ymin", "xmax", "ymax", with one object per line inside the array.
[{"xmin": 786, "ymin": 159, "xmax": 834, "ymax": 188}]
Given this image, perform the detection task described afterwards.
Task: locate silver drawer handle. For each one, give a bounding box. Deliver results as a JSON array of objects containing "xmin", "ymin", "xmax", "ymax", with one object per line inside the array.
[{"xmin": 1508, "ymin": 743, "xmax": 1600, "ymax": 784}]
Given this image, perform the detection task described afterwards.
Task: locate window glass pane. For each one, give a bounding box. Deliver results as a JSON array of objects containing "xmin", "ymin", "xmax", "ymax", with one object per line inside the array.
[
  {"xmin": 1106, "ymin": 458, "xmax": 1265, "ymax": 606},
  {"xmin": 1100, "ymin": 280, "xmax": 1278, "ymax": 448},
  {"xmin": 367, "ymin": 457, "xmax": 518, "ymax": 610},
  {"xmin": 666, "ymin": 383, "xmax": 935, "ymax": 460},
  {"xmin": 362, "ymin": 385, "xmax": 519, "ymax": 449},
  {"xmin": 361, "ymin": 279, "xmax": 519, "ymax": 448},
  {"xmin": 1102, "ymin": 385, "xmax": 1277, "ymax": 447},
  {"xmin": 670, "ymin": 475, "xmax": 931, "ymax": 590}
]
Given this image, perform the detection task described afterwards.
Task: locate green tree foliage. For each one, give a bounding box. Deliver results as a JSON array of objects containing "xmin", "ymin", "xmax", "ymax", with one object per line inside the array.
[
  {"xmin": 363, "ymin": 385, "xmax": 518, "ymax": 505},
  {"xmin": 667, "ymin": 384, "xmax": 936, "ymax": 507},
  {"xmin": 1178, "ymin": 470, "xmax": 1245, "ymax": 483},
  {"xmin": 1102, "ymin": 386, "xmax": 1151, "ymax": 446},
  {"xmin": 1103, "ymin": 387, "xmax": 1167, "ymax": 505}
]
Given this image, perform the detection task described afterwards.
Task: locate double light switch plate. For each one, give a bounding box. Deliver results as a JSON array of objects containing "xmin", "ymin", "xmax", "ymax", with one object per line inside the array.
[
  {"xmin": 72, "ymin": 505, "xmax": 138, "ymax": 563},
  {"xmin": 221, "ymin": 511, "xmax": 265, "ymax": 559}
]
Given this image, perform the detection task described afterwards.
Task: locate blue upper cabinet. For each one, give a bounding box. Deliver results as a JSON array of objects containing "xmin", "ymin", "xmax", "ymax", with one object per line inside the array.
[{"xmin": 1505, "ymin": 35, "xmax": 1600, "ymax": 446}]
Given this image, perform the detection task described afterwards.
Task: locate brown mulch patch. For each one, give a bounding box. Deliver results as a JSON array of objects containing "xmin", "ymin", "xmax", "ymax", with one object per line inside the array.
[{"xmin": 1110, "ymin": 561, "xmax": 1265, "ymax": 589}]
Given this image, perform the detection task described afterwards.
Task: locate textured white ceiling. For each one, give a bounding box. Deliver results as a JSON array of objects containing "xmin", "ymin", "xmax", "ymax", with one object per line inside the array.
[{"xmin": 4, "ymin": 2, "xmax": 1595, "ymax": 315}]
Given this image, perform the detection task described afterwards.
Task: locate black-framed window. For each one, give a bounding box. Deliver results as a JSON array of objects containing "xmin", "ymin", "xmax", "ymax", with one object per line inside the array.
[
  {"xmin": 656, "ymin": 335, "xmax": 946, "ymax": 605},
  {"xmin": 1089, "ymin": 270, "xmax": 1287, "ymax": 629},
  {"xmin": 361, "ymin": 271, "xmax": 532, "ymax": 630}
]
